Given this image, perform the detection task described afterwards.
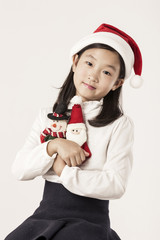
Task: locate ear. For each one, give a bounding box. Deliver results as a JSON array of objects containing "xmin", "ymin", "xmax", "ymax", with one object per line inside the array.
[
  {"xmin": 72, "ymin": 54, "xmax": 79, "ymax": 72},
  {"xmin": 112, "ymin": 79, "xmax": 124, "ymax": 91}
]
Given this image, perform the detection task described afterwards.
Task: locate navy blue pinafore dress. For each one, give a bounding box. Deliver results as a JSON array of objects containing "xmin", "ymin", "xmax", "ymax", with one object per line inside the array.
[{"xmin": 5, "ymin": 180, "xmax": 121, "ymax": 240}]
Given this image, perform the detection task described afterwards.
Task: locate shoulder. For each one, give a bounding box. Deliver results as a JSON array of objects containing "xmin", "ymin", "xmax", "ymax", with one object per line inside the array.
[
  {"xmin": 105, "ymin": 114, "xmax": 134, "ymax": 147},
  {"xmin": 111, "ymin": 114, "xmax": 134, "ymax": 135},
  {"xmin": 115, "ymin": 114, "xmax": 134, "ymax": 127}
]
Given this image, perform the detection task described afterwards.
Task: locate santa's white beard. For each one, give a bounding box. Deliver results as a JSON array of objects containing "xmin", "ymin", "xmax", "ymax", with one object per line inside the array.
[{"xmin": 66, "ymin": 129, "xmax": 87, "ymax": 146}]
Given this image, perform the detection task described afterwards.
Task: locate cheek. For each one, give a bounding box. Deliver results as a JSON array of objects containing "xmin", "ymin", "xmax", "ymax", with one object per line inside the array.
[
  {"xmin": 99, "ymin": 80, "xmax": 114, "ymax": 95},
  {"xmin": 74, "ymin": 66, "xmax": 87, "ymax": 81}
]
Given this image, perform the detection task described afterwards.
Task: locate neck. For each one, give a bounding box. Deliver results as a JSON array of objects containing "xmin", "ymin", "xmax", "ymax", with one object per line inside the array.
[{"xmin": 75, "ymin": 94, "xmax": 102, "ymax": 103}]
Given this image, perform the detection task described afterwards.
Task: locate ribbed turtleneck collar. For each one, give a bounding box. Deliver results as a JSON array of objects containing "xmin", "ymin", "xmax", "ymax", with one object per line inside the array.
[{"xmin": 67, "ymin": 95, "xmax": 103, "ymax": 120}]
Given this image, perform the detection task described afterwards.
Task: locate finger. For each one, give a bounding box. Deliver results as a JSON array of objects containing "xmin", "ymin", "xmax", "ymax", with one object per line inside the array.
[
  {"xmin": 80, "ymin": 151, "xmax": 86, "ymax": 162},
  {"xmin": 84, "ymin": 150, "xmax": 90, "ymax": 156},
  {"xmin": 75, "ymin": 154, "xmax": 82, "ymax": 166},
  {"xmin": 70, "ymin": 156, "xmax": 77, "ymax": 167},
  {"xmin": 66, "ymin": 161, "xmax": 71, "ymax": 167},
  {"xmin": 64, "ymin": 158, "xmax": 71, "ymax": 167}
]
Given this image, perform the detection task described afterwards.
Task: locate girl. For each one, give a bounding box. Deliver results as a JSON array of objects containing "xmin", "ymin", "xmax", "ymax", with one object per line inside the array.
[{"xmin": 5, "ymin": 23, "xmax": 143, "ymax": 240}]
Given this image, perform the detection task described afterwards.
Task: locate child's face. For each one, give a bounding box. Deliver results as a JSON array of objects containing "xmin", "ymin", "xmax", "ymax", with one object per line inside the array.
[{"xmin": 72, "ymin": 48, "xmax": 124, "ymax": 102}]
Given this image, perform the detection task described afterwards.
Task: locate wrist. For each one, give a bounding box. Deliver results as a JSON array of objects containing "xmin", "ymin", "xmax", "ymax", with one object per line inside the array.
[{"xmin": 47, "ymin": 138, "xmax": 59, "ymax": 157}]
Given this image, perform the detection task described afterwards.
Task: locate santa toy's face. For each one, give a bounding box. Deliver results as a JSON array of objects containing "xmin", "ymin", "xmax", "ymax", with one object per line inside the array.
[
  {"xmin": 66, "ymin": 123, "xmax": 87, "ymax": 146},
  {"xmin": 50, "ymin": 120, "xmax": 67, "ymax": 132}
]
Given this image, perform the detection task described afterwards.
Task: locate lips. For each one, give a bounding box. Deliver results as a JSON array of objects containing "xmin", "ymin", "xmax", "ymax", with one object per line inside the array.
[{"xmin": 83, "ymin": 82, "xmax": 96, "ymax": 90}]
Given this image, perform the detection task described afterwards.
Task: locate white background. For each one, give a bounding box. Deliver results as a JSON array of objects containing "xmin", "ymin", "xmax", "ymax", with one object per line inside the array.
[{"xmin": 0, "ymin": 0, "xmax": 159, "ymax": 239}]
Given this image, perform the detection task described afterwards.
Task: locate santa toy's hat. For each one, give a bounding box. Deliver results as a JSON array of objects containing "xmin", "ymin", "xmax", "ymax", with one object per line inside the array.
[
  {"xmin": 70, "ymin": 23, "xmax": 143, "ymax": 88},
  {"xmin": 67, "ymin": 104, "xmax": 86, "ymax": 130}
]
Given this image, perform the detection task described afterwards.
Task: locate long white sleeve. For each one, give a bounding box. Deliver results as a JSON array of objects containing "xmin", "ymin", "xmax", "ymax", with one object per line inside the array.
[
  {"xmin": 12, "ymin": 108, "xmax": 56, "ymax": 181},
  {"xmin": 59, "ymin": 116, "xmax": 134, "ymax": 200}
]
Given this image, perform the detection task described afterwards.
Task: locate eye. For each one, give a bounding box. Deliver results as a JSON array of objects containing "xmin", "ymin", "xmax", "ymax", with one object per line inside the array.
[
  {"xmin": 103, "ymin": 70, "xmax": 111, "ymax": 76},
  {"xmin": 86, "ymin": 61, "xmax": 92, "ymax": 66}
]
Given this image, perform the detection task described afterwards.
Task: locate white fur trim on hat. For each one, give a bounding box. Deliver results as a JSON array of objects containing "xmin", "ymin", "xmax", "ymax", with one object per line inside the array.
[
  {"xmin": 69, "ymin": 32, "xmax": 134, "ymax": 80},
  {"xmin": 67, "ymin": 123, "xmax": 86, "ymax": 130}
]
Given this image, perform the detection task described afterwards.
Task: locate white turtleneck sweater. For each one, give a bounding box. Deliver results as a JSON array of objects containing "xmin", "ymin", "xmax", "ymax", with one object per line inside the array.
[{"xmin": 12, "ymin": 96, "xmax": 134, "ymax": 200}]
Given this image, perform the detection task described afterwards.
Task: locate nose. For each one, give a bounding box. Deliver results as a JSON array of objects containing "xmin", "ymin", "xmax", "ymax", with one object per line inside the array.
[
  {"xmin": 88, "ymin": 71, "xmax": 98, "ymax": 82},
  {"xmin": 52, "ymin": 123, "xmax": 57, "ymax": 128}
]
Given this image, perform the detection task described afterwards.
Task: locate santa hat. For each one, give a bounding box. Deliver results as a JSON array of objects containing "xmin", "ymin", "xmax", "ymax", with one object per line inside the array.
[
  {"xmin": 69, "ymin": 23, "xmax": 143, "ymax": 88},
  {"xmin": 67, "ymin": 104, "xmax": 86, "ymax": 130}
]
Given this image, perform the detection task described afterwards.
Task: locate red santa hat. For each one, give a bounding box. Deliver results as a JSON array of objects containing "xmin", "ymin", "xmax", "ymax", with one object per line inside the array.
[
  {"xmin": 67, "ymin": 104, "xmax": 86, "ymax": 130},
  {"xmin": 69, "ymin": 23, "xmax": 143, "ymax": 88}
]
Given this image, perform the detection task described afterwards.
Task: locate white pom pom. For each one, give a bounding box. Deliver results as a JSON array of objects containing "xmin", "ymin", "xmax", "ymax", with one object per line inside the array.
[
  {"xmin": 130, "ymin": 75, "xmax": 143, "ymax": 88},
  {"xmin": 71, "ymin": 95, "xmax": 83, "ymax": 104}
]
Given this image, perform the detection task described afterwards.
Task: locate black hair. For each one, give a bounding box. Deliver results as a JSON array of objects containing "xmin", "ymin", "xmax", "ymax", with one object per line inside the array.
[{"xmin": 52, "ymin": 43, "xmax": 125, "ymax": 127}]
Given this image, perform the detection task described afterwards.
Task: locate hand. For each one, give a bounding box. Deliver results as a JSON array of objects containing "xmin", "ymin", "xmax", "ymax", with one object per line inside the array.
[
  {"xmin": 47, "ymin": 138, "xmax": 89, "ymax": 167},
  {"xmin": 55, "ymin": 138, "xmax": 89, "ymax": 167},
  {"xmin": 52, "ymin": 154, "xmax": 66, "ymax": 177}
]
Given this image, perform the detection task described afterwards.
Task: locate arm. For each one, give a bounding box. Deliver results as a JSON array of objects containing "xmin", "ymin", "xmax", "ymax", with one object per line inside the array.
[
  {"xmin": 59, "ymin": 116, "xmax": 134, "ymax": 200},
  {"xmin": 52, "ymin": 154, "xmax": 66, "ymax": 177},
  {"xmin": 11, "ymin": 108, "xmax": 57, "ymax": 181}
]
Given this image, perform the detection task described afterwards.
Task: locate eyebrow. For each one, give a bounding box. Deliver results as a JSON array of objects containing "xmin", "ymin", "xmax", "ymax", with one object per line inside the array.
[{"xmin": 85, "ymin": 54, "xmax": 116, "ymax": 72}]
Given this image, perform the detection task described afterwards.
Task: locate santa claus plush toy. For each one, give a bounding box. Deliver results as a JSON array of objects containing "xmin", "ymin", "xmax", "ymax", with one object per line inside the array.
[
  {"xmin": 40, "ymin": 103, "xmax": 69, "ymax": 143},
  {"xmin": 66, "ymin": 97, "xmax": 92, "ymax": 158}
]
